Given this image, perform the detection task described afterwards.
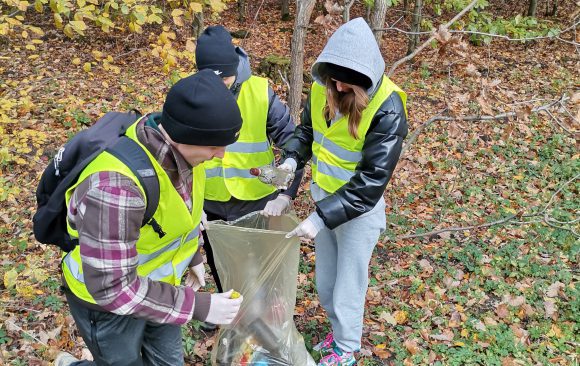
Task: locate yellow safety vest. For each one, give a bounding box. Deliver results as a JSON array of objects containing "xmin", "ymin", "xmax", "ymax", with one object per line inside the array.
[
  {"xmin": 311, "ymin": 76, "xmax": 407, "ymax": 193},
  {"xmin": 61, "ymin": 120, "xmax": 205, "ymax": 304},
  {"xmin": 204, "ymin": 76, "xmax": 277, "ymax": 201}
]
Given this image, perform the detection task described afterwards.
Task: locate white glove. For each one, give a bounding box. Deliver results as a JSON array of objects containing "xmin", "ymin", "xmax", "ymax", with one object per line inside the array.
[
  {"xmin": 200, "ymin": 210, "xmax": 209, "ymax": 231},
  {"xmin": 286, "ymin": 218, "xmax": 320, "ymax": 239},
  {"xmin": 278, "ymin": 158, "xmax": 297, "ymax": 173},
  {"xmin": 286, "ymin": 212, "xmax": 325, "ymax": 239},
  {"xmin": 261, "ymin": 194, "xmax": 291, "ymax": 217},
  {"xmin": 185, "ymin": 262, "xmax": 206, "ymax": 291},
  {"xmin": 205, "ymin": 290, "xmax": 244, "ymax": 325}
]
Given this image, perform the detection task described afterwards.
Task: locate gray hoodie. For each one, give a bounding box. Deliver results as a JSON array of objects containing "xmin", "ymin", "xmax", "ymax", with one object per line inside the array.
[{"xmin": 311, "ymin": 17, "xmax": 385, "ymax": 95}]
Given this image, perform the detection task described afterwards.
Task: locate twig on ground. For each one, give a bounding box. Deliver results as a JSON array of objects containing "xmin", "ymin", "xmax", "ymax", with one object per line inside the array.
[
  {"xmin": 401, "ymin": 95, "xmax": 568, "ymax": 156},
  {"xmin": 393, "ymin": 172, "xmax": 580, "ymax": 241}
]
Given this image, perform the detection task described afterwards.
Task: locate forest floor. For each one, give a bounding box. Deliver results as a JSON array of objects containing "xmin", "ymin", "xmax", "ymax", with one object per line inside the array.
[{"xmin": 0, "ymin": 1, "xmax": 578, "ymax": 365}]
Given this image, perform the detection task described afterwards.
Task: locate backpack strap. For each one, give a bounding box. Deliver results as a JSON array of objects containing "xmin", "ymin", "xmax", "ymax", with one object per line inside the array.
[{"xmin": 106, "ymin": 137, "xmax": 165, "ymax": 238}]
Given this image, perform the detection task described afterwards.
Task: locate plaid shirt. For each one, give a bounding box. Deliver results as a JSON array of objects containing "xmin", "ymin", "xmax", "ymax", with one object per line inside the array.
[{"xmin": 66, "ymin": 116, "xmax": 210, "ymax": 324}]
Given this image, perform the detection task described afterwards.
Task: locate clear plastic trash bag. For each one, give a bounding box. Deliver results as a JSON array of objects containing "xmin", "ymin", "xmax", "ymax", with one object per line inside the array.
[{"xmin": 207, "ymin": 211, "xmax": 316, "ymax": 366}]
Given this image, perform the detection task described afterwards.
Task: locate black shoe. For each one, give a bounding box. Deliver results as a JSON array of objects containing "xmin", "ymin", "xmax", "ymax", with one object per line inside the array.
[{"xmin": 200, "ymin": 322, "xmax": 218, "ymax": 332}]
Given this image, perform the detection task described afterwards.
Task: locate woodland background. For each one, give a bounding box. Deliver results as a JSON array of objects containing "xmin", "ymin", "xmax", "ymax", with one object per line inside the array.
[{"xmin": 0, "ymin": 0, "xmax": 578, "ymax": 365}]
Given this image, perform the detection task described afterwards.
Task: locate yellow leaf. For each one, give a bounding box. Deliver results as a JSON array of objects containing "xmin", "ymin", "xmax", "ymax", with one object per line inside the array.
[
  {"xmin": 70, "ymin": 20, "xmax": 87, "ymax": 32},
  {"xmin": 25, "ymin": 44, "xmax": 36, "ymax": 50},
  {"xmin": 63, "ymin": 24, "xmax": 75, "ymax": 38},
  {"xmin": 27, "ymin": 54, "xmax": 39, "ymax": 60},
  {"xmin": 31, "ymin": 39, "xmax": 43, "ymax": 44},
  {"xmin": 83, "ymin": 62, "xmax": 92, "ymax": 72},
  {"xmin": 190, "ymin": 2, "xmax": 202, "ymax": 13},
  {"xmin": 16, "ymin": 281, "xmax": 35, "ymax": 299},
  {"xmin": 513, "ymin": 175, "xmax": 524, "ymax": 181},
  {"xmin": 35, "ymin": 0, "xmax": 43, "ymax": 12},
  {"xmin": 375, "ymin": 344, "xmax": 386, "ymax": 349},
  {"xmin": 173, "ymin": 16, "xmax": 184, "ymax": 27},
  {"xmin": 185, "ymin": 39, "xmax": 195, "ymax": 53},
  {"xmin": 454, "ymin": 341, "xmax": 465, "ymax": 347},
  {"xmin": 54, "ymin": 13, "xmax": 64, "ymax": 29},
  {"xmin": 461, "ymin": 329, "xmax": 469, "ymax": 337},
  {"xmin": 92, "ymin": 50, "xmax": 103, "ymax": 60},
  {"xmin": 4, "ymin": 268, "xmax": 18, "ymax": 289},
  {"xmin": 394, "ymin": 310, "xmax": 408, "ymax": 324},
  {"xmin": 21, "ymin": 30, "xmax": 28, "ymax": 38},
  {"xmin": 171, "ymin": 9, "xmax": 184, "ymax": 17},
  {"xmin": 72, "ymin": 57, "xmax": 81, "ymax": 65},
  {"xmin": 18, "ymin": 1, "xmax": 29, "ymax": 11}
]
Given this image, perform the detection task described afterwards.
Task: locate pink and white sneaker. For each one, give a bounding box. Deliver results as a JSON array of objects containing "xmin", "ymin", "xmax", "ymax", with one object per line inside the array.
[
  {"xmin": 313, "ymin": 332, "xmax": 337, "ymax": 355},
  {"xmin": 317, "ymin": 347, "xmax": 356, "ymax": 366}
]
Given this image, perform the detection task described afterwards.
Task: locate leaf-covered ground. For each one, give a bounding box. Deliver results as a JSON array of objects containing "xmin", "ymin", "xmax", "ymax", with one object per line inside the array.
[{"xmin": 0, "ymin": 1, "xmax": 578, "ymax": 365}]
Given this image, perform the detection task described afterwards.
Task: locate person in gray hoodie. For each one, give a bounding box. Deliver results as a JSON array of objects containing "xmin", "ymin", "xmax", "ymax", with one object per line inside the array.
[
  {"xmin": 281, "ymin": 18, "xmax": 408, "ymax": 365},
  {"xmin": 192, "ymin": 26, "xmax": 303, "ymax": 326}
]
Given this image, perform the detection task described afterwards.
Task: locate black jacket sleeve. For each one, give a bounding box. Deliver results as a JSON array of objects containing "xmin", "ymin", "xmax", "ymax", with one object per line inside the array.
[
  {"xmin": 282, "ymin": 92, "xmax": 315, "ymax": 169},
  {"xmin": 265, "ymin": 87, "xmax": 304, "ymax": 198},
  {"xmin": 316, "ymin": 92, "xmax": 408, "ymax": 229}
]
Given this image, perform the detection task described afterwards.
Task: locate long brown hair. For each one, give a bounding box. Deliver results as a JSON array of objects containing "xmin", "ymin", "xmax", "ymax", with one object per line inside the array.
[{"xmin": 323, "ymin": 78, "xmax": 369, "ymax": 139}]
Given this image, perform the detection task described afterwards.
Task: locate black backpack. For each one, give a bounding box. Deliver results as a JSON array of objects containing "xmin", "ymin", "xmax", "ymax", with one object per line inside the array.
[{"xmin": 33, "ymin": 111, "xmax": 165, "ymax": 252}]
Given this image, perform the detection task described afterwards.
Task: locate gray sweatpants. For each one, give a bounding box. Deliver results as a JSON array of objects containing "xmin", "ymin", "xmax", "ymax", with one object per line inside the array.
[{"xmin": 312, "ymin": 183, "xmax": 386, "ymax": 353}]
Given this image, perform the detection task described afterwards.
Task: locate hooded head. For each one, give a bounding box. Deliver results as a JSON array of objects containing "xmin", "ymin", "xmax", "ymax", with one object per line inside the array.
[{"xmin": 311, "ymin": 18, "xmax": 385, "ymax": 94}]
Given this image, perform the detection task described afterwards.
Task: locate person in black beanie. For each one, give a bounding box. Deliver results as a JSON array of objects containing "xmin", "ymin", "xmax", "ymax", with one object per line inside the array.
[
  {"xmin": 193, "ymin": 25, "xmax": 304, "ymax": 332},
  {"xmin": 54, "ymin": 69, "xmax": 244, "ymax": 366}
]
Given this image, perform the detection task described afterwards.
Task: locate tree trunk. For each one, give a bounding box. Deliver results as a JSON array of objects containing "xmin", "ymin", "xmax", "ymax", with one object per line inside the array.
[
  {"xmin": 192, "ymin": 10, "xmax": 204, "ymax": 38},
  {"xmin": 406, "ymin": 0, "xmax": 423, "ymax": 55},
  {"xmin": 370, "ymin": 0, "xmax": 389, "ymax": 46},
  {"xmin": 238, "ymin": 0, "xmax": 247, "ymax": 21},
  {"xmin": 403, "ymin": 0, "xmax": 410, "ymax": 15},
  {"xmin": 281, "ymin": 0, "xmax": 290, "ymax": 20},
  {"xmin": 527, "ymin": 0, "xmax": 538, "ymax": 17},
  {"xmin": 365, "ymin": 2, "xmax": 371, "ymax": 21},
  {"xmin": 288, "ymin": 0, "xmax": 316, "ymax": 122},
  {"xmin": 343, "ymin": 0, "xmax": 355, "ymax": 22}
]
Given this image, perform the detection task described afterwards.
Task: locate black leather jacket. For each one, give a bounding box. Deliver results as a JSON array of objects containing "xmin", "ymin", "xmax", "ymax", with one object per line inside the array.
[{"xmin": 283, "ymin": 88, "xmax": 408, "ymax": 229}]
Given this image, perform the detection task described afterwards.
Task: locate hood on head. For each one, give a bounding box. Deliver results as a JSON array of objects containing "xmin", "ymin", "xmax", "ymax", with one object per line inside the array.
[
  {"xmin": 311, "ymin": 17, "xmax": 385, "ymax": 94},
  {"xmin": 233, "ymin": 46, "xmax": 252, "ymax": 87}
]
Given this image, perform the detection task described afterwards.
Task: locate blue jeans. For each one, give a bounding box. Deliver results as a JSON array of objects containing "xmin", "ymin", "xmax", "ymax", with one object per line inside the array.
[{"xmin": 65, "ymin": 291, "xmax": 184, "ymax": 366}]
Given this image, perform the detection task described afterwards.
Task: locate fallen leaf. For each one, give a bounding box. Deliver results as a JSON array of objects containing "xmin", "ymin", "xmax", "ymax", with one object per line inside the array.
[
  {"xmin": 394, "ymin": 310, "xmax": 408, "ymax": 325},
  {"xmin": 404, "ymin": 339, "xmax": 420, "ymax": 355},
  {"xmin": 545, "ymin": 281, "xmax": 564, "ymax": 298},
  {"xmin": 378, "ymin": 311, "xmax": 397, "ymax": 326},
  {"xmin": 3, "ymin": 268, "xmax": 18, "ymax": 289},
  {"xmin": 543, "ymin": 299, "xmax": 557, "ymax": 319}
]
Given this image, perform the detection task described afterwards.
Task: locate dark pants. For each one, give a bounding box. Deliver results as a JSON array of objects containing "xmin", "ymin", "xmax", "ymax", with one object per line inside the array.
[{"xmin": 65, "ymin": 291, "xmax": 184, "ymax": 366}]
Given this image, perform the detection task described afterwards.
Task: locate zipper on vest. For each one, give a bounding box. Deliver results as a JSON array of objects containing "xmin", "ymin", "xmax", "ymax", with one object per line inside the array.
[{"xmin": 148, "ymin": 218, "xmax": 166, "ymax": 238}]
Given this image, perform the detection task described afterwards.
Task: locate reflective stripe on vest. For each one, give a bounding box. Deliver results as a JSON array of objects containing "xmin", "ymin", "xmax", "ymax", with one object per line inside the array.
[
  {"xmin": 61, "ymin": 119, "xmax": 205, "ymax": 304},
  {"xmin": 204, "ymin": 76, "xmax": 277, "ymax": 202},
  {"xmin": 311, "ymin": 76, "xmax": 407, "ymax": 193}
]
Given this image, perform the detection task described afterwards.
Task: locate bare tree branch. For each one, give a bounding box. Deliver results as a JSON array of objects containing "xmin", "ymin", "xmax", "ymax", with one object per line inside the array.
[
  {"xmin": 378, "ymin": 19, "xmax": 580, "ymax": 46},
  {"xmin": 387, "ymin": 0, "xmax": 479, "ymax": 76},
  {"xmin": 393, "ymin": 172, "xmax": 580, "ymax": 240},
  {"xmin": 400, "ymin": 95, "xmax": 568, "ymax": 156}
]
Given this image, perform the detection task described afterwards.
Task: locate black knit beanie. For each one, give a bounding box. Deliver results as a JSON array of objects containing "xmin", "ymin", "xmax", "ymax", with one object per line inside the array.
[
  {"xmin": 195, "ymin": 26, "xmax": 239, "ymax": 77},
  {"xmin": 324, "ymin": 63, "xmax": 373, "ymax": 89},
  {"xmin": 161, "ymin": 69, "xmax": 242, "ymax": 146}
]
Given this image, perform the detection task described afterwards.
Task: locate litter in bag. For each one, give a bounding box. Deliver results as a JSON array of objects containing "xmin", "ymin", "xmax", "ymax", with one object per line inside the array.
[{"xmin": 207, "ymin": 212, "xmax": 316, "ymax": 366}]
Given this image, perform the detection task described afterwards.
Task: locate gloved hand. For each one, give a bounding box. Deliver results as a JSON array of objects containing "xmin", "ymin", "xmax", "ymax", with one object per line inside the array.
[
  {"xmin": 286, "ymin": 212, "xmax": 325, "ymax": 239},
  {"xmin": 277, "ymin": 158, "xmax": 297, "ymax": 173},
  {"xmin": 200, "ymin": 210, "xmax": 209, "ymax": 231},
  {"xmin": 205, "ymin": 290, "xmax": 244, "ymax": 325},
  {"xmin": 261, "ymin": 194, "xmax": 291, "ymax": 217},
  {"xmin": 185, "ymin": 262, "xmax": 205, "ymax": 291},
  {"xmin": 286, "ymin": 218, "xmax": 319, "ymax": 239}
]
